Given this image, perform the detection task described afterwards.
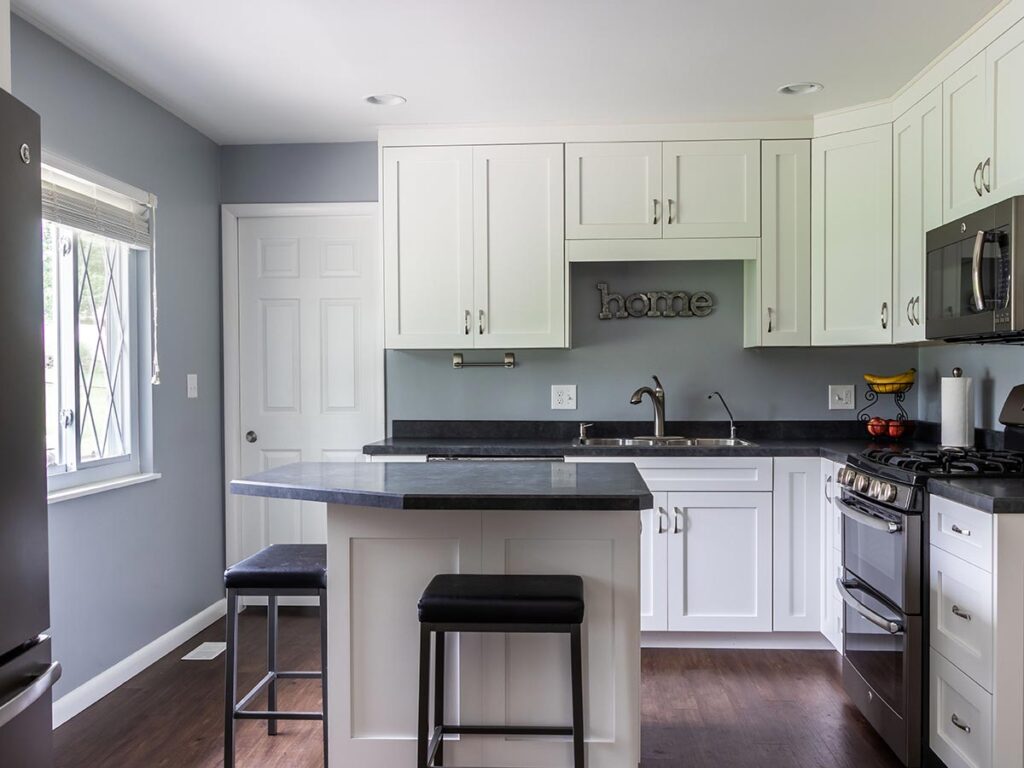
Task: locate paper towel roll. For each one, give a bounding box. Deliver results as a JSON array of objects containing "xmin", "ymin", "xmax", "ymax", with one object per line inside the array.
[{"xmin": 941, "ymin": 371, "xmax": 975, "ymax": 448}]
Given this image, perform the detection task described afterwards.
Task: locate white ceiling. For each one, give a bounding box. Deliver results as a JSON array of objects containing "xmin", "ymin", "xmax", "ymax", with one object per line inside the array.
[{"xmin": 13, "ymin": 0, "xmax": 1003, "ymax": 145}]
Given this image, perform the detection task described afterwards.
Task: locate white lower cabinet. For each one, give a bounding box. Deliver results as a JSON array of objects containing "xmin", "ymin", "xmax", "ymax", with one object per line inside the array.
[
  {"xmin": 821, "ymin": 460, "xmax": 844, "ymax": 650},
  {"xmin": 640, "ymin": 492, "xmax": 669, "ymax": 631},
  {"xmin": 930, "ymin": 545, "xmax": 994, "ymax": 692},
  {"xmin": 665, "ymin": 491, "xmax": 773, "ymax": 632},
  {"xmin": 930, "ymin": 648, "xmax": 993, "ymax": 768},
  {"xmin": 773, "ymin": 458, "xmax": 821, "ymax": 631}
]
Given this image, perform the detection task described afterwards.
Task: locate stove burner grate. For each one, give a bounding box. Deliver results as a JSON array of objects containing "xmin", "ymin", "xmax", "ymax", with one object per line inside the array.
[{"xmin": 860, "ymin": 447, "xmax": 1024, "ymax": 477}]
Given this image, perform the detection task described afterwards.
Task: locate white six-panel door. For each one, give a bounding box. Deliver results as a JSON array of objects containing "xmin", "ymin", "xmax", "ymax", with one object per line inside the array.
[
  {"xmin": 565, "ymin": 142, "xmax": 663, "ymax": 239},
  {"xmin": 236, "ymin": 212, "xmax": 382, "ymax": 563},
  {"xmin": 662, "ymin": 140, "xmax": 760, "ymax": 238},
  {"xmin": 472, "ymin": 144, "xmax": 566, "ymax": 348}
]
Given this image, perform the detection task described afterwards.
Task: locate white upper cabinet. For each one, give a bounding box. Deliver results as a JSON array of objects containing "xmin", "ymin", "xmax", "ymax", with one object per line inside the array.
[
  {"xmin": 943, "ymin": 54, "xmax": 991, "ymax": 222},
  {"xmin": 383, "ymin": 146, "xmax": 474, "ymax": 349},
  {"xmin": 893, "ymin": 88, "xmax": 942, "ymax": 344},
  {"xmin": 811, "ymin": 125, "xmax": 893, "ymax": 346},
  {"xmin": 662, "ymin": 140, "xmax": 760, "ymax": 238},
  {"xmin": 472, "ymin": 144, "xmax": 565, "ymax": 348},
  {"xmin": 565, "ymin": 142, "xmax": 662, "ymax": 239},
  {"xmin": 566, "ymin": 140, "xmax": 760, "ymax": 240},
  {"xmin": 756, "ymin": 139, "xmax": 810, "ymax": 346},
  {"xmin": 987, "ymin": 20, "xmax": 1024, "ymax": 203},
  {"xmin": 384, "ymin": 144, "xmax": 566, "ymax": 349}
]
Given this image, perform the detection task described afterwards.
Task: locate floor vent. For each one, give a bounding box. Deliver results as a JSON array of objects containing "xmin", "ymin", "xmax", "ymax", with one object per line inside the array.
[{"xmin": 182, "ymin": 642, "xmax": 226, "ymax": 661}]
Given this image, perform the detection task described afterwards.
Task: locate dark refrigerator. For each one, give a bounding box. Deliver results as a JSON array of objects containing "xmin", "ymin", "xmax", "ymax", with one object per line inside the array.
[{"xmin": 0, "ymin": 88, "xmax": 61, "ymax": 766}]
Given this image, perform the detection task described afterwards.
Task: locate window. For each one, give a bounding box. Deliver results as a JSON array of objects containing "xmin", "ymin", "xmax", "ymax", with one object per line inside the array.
[{"xmin": 42, "ymin": 161, "xmax": 157, "ymax": 494}]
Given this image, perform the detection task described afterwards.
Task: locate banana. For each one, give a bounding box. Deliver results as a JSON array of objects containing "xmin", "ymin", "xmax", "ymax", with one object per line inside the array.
[{"xmin": 863, "ymin": 368, "xmax": 917, "ymax": 385}]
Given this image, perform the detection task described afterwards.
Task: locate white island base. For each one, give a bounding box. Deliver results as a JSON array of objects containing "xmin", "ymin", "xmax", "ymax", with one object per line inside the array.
[{"xmin": 326, "ymin": 504, "xmax": 640, "ymax": 768}]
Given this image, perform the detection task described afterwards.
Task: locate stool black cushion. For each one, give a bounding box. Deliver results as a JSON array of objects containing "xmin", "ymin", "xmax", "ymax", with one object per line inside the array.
[
  {"xmin": 418, "ymin": 574, "xmax": 584, "ymax": 625},
  {"xmin": 224, "ymin": 544, "xmax": 327, "ymax": 590}
]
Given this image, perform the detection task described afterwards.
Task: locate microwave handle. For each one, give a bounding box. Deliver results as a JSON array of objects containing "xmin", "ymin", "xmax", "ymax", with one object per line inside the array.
[
  {"xmin": 836, "ymin": 578, "xmax": 903, "ymax": 634},
  {"xmin": 972, "ymin": 229, "xmax": 986, "ymax": 312}
]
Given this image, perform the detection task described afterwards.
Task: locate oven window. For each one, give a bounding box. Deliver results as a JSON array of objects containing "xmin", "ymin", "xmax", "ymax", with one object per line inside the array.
[
  {"xmin": 841, "ymin": 496, "xmax": 905, "ymax": 610},
  {"xmin": 843, "ymin": 580, "xmax": 906, "ymax": 717}
]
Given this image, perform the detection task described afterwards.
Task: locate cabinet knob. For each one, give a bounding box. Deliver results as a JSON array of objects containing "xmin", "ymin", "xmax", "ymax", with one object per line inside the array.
[{"xmin": 245, "ymin": 430, "xmax": 258, "ymax": 443}]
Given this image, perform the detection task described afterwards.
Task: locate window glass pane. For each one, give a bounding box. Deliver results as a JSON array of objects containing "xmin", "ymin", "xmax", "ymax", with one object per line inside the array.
[
  {"xmin": 76, "ymin": 231, "xmax": 131, "ymax": 463},
  {"xmin": 42, "ymin": 222, "xmax": 61, "ymax": 468}
]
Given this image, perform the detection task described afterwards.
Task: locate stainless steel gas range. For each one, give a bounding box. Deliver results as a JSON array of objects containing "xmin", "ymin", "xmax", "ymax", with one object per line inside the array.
[{"xmin": 836, "ymin": 443, "xmax": 1024, "ymax": 767}]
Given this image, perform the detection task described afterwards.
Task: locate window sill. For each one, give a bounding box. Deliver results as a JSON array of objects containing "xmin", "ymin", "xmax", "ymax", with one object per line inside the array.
[{"xmin": 47, "ymin": 472, "xmax": 162, "ymax": 505}]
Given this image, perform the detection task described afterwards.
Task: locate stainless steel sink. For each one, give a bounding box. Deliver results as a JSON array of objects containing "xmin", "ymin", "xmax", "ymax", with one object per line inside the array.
[{"xmin": 576, "ymin": 436, "xmax": 756, "ymax": 447}]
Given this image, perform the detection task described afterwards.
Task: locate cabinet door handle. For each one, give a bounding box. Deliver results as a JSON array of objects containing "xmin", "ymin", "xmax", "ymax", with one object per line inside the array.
[
  {"xmin": 951, "ymin": 523, "xmax": 972, "ymax": 537},
  {"xmin": 982, "ymin": 157, "xmax": 992, "ymax": 193},
  {"xmin": 652, "ymin": 199, "xmax": 660, "ymax": 225},
  {"xmin": 880, "ymin": 301, "xmax": 888, "ymax": 330},
  {"xmin": 673, "ymin": 507, "xmax": 683, "ymax": 534},
  {"xmin": 478, "ymin": 309, "xmax": 485, "ymax": 335},
  {"xmin": 951, "ymin": 713, "xmax": 972, "ymax": 734},
  {"xmin": 906, "ymin": 298, "xmax": 914, "ymax": 326},
  {"xmin": 913, "ymin": 296, "xmax": 921, "ymax": 326},
  {"xmin": 656, "ymin": 507, "xmax": 668, "ymax": 534},
  {"xmin": 973, "ymin": 161, "xmax": 984, "ymax": 196},
  {"xmin": 951, "ymin": 604, "xmax": 972, "ymax": 622},
  {"xmin": 824, "ymin": 474, "xmax": 833, "ymax": 503},
  {"xmin": 667, "ymin": 199, "xmax": 675, "ymax": 225},
  {"xmin": 464, "ymin": 309, "xmax": 471, "ymax": 335},
  {"xmin": 767, "ymin": 306, "xmax": 774, "ymax": 333}
]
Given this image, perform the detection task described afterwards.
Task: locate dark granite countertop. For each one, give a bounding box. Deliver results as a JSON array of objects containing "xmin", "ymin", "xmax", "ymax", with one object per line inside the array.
[
  {"xmin": 230, "ymin": 461, "xmax": 653, "ymax": 511},
  {"xmin": 926, "ymin": 478, "xmax": 1024, "ymax": 514}
]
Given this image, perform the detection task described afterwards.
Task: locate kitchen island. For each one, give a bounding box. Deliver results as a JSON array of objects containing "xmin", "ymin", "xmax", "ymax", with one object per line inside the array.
[{"xmin": 231, "ymin": 460, "xmax": 651, "ymax": 768}]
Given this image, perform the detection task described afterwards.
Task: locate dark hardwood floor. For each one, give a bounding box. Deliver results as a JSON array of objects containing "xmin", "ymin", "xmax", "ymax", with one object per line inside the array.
[{"xmin": 55, "ymin": 610, "xmax": 902, "ymax": 768}]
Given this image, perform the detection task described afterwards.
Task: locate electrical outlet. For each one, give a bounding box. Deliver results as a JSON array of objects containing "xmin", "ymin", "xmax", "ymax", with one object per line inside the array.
[
  {"xmin": 551, "ymin": 385, "xmax": 577, "ymax": 410},
  {"xmin": 828, "ymin": 384, "xmax": 854, "ymax": 410},
  {"xmin": 187, "ymin": 374, "xmax": 198, "ymax": 399}
]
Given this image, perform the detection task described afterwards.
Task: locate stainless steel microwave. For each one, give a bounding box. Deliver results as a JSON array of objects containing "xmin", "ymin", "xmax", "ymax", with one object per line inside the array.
[{"xmin": 925, "ymin": 196, "xmax": 1024, "ymax": 342}]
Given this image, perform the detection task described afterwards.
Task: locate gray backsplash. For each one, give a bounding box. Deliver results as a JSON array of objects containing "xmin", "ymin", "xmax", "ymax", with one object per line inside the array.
[
  {"xmin": 917, "ymin": 343, "xmax": 1024, "ymax": 430},
  {"xmin": 386, "ymin": 260, "xmax": 920, "ymax": 429}
]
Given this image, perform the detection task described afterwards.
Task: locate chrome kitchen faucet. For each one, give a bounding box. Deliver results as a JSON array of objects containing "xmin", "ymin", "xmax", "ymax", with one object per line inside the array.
[{"xmin": 630, "ymin": 376, "xmax": 666, "ymax": 438}]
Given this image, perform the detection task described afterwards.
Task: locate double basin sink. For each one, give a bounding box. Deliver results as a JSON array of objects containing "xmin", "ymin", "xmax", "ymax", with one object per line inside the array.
[{"xmin": 576, "ymin": 436, "xmax": 756, "ymax": 447}]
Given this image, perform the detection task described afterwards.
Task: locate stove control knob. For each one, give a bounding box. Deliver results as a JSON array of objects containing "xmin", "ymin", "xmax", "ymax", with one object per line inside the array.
[
  {"xmin": 837, "ymin": 468, "xmax": 852, "ymax": 487},
  {"xmin": 878, "ymin": 482, "xmax": 898, "ymax": 503},
  {"xmin": 868, "ymin": 479, "xmax": 882, "ymax": 498},
  {"xmin": 854, "ymin": 475, "xmax": 870, "ymax": 494}
]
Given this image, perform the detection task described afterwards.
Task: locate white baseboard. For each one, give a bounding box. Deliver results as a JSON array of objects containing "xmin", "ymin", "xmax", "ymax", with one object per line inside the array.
[
  {"xmin": 52, "ymin": 598, "xmax": 227, "ymax": 729},
  {"xmin": 642, "ymin": 631, "xmax": 837, "ymax": 650}
]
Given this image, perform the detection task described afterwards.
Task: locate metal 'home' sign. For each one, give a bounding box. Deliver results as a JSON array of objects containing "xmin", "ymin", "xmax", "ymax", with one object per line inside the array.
[{"xmin": 597, "ymin": 282, "xmax": 715, "ymax": 320}]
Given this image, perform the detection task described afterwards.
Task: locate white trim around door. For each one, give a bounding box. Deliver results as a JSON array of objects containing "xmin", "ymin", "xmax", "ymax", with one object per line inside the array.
[{"xmin": 221, "ymin": 202, "xmax": 384, "ymax": 572}]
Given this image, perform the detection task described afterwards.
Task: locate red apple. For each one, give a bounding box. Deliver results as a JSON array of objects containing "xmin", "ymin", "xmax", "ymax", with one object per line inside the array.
[
  {"xmin": 867, "ymin": 417, "xmax": 887, "ymax": 437},
  {"xmin": 887, "ymin": 420, "xmax": 906, "ymax": 438}
]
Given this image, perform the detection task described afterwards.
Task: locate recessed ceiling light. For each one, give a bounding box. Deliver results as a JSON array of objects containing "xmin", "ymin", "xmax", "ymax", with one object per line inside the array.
[
  {"xmin": 365, "ymin": 94, "xmax": 407, "ymax": 106},
  {"xmin": 777, "ymin": 82, "xmax": 824, "ymax": 96}
]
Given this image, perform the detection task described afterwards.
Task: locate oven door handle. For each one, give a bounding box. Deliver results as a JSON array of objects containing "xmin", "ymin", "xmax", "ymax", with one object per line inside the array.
[
  {"xmin": 836, "ymin": 579, "xmax": 903, "ymax": 635},
  {"xmin": 837, "ymin": 498, "xmax": 901, "ymax": 534}
]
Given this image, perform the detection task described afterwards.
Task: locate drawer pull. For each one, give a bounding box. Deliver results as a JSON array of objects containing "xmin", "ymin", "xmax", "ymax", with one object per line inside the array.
[
  {"xmin": 673, "ymin": 507, "xmax": 683, "ymax": 534},
  {"xmin": 951, "ymin": 524, "xmax": 972, "ymax": 537},
  {"xmin": 656, "ymin": 507, "xmax": 668, "ymax": 534},
  {"xmin": 951, "ymin": 713, "xmax": 972, "ymax": 734},
  {"xmin": 951, "ymin": 604, "xmax": 972, "ymax": 621}
]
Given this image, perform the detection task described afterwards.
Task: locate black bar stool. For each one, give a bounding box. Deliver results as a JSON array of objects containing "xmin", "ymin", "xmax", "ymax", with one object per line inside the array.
[
  {"xmin": 223, "ymin": 544, "xmax": 328, "ymax": 768},
  {"xmin": 416, "ymin": 573, "xmax": 585, "ymax": 768}
]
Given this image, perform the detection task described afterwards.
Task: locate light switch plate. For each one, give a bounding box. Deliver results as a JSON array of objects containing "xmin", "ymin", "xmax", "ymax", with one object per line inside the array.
[
  {"xmin": 829, "ymin": 384, "xmax": 855, "ymax": 410},
  {"xmin": 187, "ymin": 374, "xmax": 198, "ymax": 399},
  {"xmin": 551, "ymin": 385, "xmax": 577, "ymax": 410}
]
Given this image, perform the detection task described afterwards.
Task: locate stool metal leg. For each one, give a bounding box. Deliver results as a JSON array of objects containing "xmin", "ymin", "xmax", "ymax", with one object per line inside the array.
[
  {"xmin": 570, "ymin": 624, "xmax": 584, "ymax": 768},
  {"xmin": 433, "ymin": 631, "xmax": 445, "ymax": 766},
  {"xmin": 224, "ymin": 590, "xmax": 239, "ymax": 768},
  {"xmin": 320, "ymin": 587, "xmax": 329, "ymax": 766},
  {"xmin": 267, "ymin": 595, "xmax": 278, "ymax": 736},
  {"xmin": 417, "ymin": 625, "xmax": 432, "ymax": 768}
]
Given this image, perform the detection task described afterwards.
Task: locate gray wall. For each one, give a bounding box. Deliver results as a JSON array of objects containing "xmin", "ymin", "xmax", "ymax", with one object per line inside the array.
[
  {"xmin": 220, "ymin": 142, "xmax": 377, "ymax": 203},
  {"xmin": 917, "ymin": 344, "xmax": 1024, "ymax": 430},
  {"xmin": 387, "ymin": 261, "xmax": 920, "ymax": 424},
  {"xmin": 12, "ymin": 16, "xmax": 224, "ymax": 696}
]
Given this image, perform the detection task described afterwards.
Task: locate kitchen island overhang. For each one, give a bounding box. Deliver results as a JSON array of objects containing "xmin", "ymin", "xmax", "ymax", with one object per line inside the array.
[{"xmin": 231, "ymin": 460, "xmax": 650, "ymax": 768}]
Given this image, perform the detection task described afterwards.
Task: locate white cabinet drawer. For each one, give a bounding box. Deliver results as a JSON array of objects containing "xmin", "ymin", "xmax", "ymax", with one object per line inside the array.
[
  {"xmin": 930, "ymin": 496, "xmax": 993, "ymax": 572},
  {"xmin": 930, "ymin": 649, "xmax": 993, "ymax": 768},
  {"xmin": 930, "ymin": 546, "xmax": 993, "ymax": 692}
]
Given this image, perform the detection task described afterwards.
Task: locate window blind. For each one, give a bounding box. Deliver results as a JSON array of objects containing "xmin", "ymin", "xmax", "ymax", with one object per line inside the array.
[{"xmin": 42, "ymin": 163, "xmax": 160, "ymax": 384}]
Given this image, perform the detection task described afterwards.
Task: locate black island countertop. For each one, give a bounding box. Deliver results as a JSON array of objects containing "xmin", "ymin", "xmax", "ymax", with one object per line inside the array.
[
  {"xmin": 361, "ymin": 421, "xmax": 1024, "ymax": 514},
  {"xmin": 230, "ymin": 460, "xmax": 653, "ymax": 511}
]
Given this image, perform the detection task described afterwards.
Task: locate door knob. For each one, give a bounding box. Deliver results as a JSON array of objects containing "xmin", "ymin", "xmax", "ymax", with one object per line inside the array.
[{"xmin": 245, "ymin": 430, "xmax": 258, "ymax": 443}]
